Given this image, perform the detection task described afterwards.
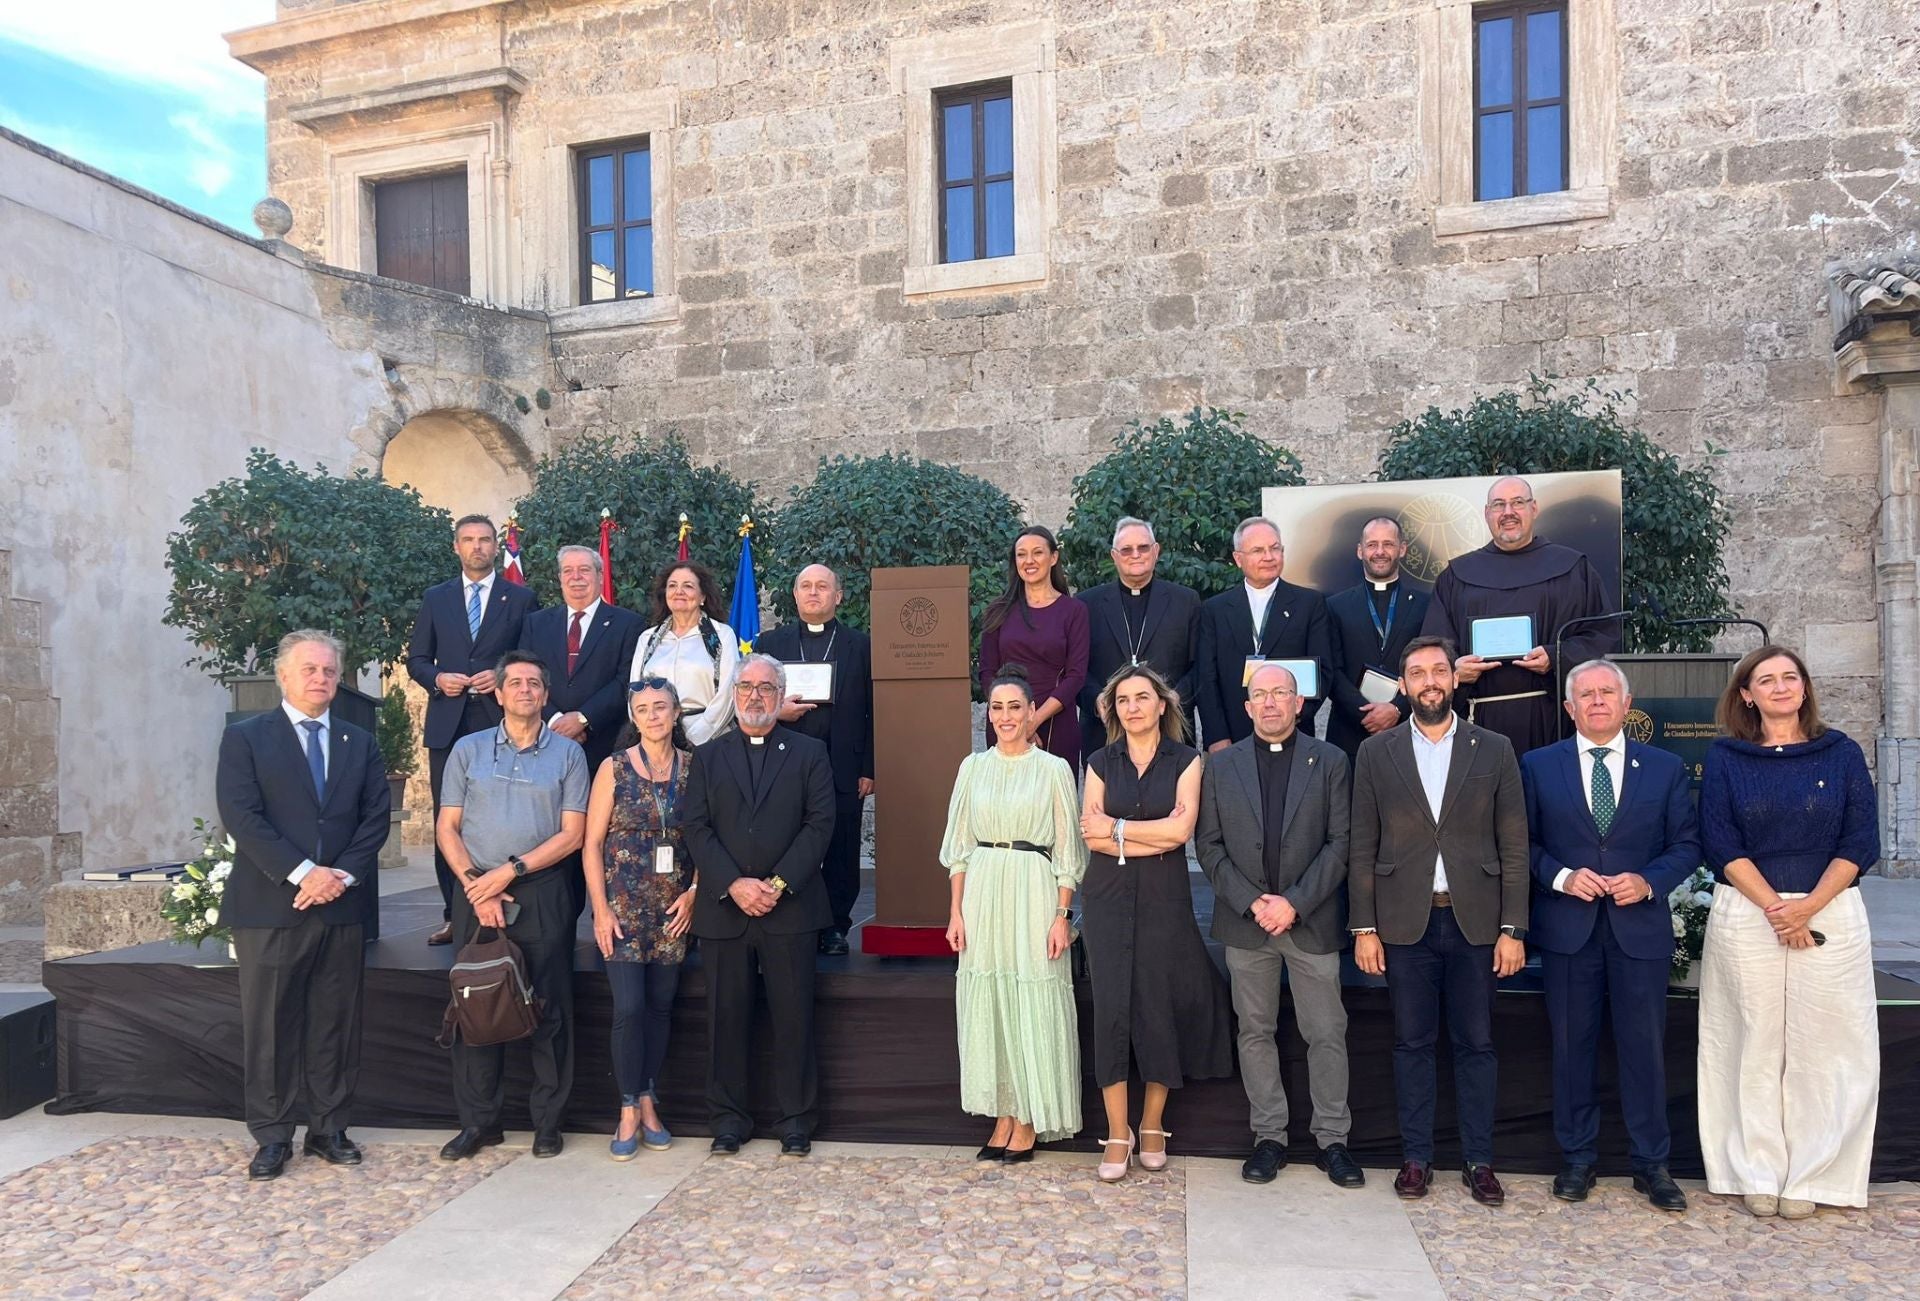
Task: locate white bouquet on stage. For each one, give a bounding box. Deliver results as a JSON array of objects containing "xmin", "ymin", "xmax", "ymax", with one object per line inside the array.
[{"xmin": 160, "ymin": 818, "xmax": 235, "ymax": 949}]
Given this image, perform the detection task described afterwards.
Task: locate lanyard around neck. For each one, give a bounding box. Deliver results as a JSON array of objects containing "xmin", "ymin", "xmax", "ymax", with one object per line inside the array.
[{"xmin": 1367, "ymin": 585, "xmax": 1399, "ymax": 650}]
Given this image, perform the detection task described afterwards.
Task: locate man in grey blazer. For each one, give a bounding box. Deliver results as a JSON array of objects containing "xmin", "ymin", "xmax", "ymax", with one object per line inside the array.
[
  {"xmin": 1349, "ymin": 635, "xmax": 1529, "ymax": 1207},
  {"xmin": 1197, "ymin": 662, "xmax": 1363, "ymax": 1189}
]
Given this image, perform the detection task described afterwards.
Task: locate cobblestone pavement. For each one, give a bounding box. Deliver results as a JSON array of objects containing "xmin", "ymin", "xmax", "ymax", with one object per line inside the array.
[
  {"xmin": 0, "ymin": 1135, "xmax": 515, "ymax": 1300},
  {"xmin": 561, "ymin": 1152, "xmax": 1188, "ymax": 1300},
  {"xmin": 1404, "ymin": 1176, "xmax": 1920, "ymax": 1299}
]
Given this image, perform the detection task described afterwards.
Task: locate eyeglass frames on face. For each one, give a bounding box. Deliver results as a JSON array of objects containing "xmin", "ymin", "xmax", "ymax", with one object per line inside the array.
[
  {"xmin": 1486, "ymin": 497, "xmax": 1534, "ymax": 512},
  {"xmin": 734, "ymin": 681, "xmax": 781, "ymax": 700}
]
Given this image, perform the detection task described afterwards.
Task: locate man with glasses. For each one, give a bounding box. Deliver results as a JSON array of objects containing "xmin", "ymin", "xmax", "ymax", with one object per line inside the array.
[
  {"xmin": 1422, "ymin": 477, "xmax": 1617, "ymax": 756},
  {"xmin": 1195, "ymin": 516, "xmax": 1332, "ymax": 751},
  {"xmin": 1076, "ymin": 517, "xmax": 1202, "ymax": 765},
  {"xmin": 435, "ymin": 650, "xmax": 587, "ymax": 1162},
  {"xmin": 683, "ymin": 655, "xmax": 837, "ymax": 1156},
  {"xmin": 1196, "ymin": 662, "xmax": 1362, "ymax": 1189}
]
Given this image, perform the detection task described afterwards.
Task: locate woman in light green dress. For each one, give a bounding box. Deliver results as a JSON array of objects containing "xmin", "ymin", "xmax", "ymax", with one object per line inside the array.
[{"xmin": 941, "ymin": 663, "xmax": 1089, "ymax": 1162}]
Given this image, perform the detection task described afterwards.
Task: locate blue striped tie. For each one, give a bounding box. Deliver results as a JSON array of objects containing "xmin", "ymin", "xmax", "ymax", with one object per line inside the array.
[
  {"xmin": 301, "ymin": 719, "xmax": 326, "ymax": 800},
  {"xmin": 467, "ymin": 582, "xmax": 483, "ymax": 639}
]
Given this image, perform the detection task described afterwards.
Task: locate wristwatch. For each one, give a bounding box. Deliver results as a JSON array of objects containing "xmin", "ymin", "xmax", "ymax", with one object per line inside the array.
[
  {"xmin": 574, "ymin": 711, "xmax": 589, "ymax": 730},
  {"xmin": 768, "ymin": 874, "xmax": 789, "ymax": 895},
  {"xmin": 1500, "ymin": 924, "xmax": 1527, "ymax": 941},
  {"xmin": 510, "ymin": 855, "xmax": 528, "ymax": 878},
  {"xmin": 1055, "ymin": 906, "xmax": 1073, "ymax": 922}
]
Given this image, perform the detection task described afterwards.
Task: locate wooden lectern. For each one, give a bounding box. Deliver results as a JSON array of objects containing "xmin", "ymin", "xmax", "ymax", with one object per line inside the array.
[{"xmin": 862, "ymin": 565, "xmax": 974, "ymax": 956}]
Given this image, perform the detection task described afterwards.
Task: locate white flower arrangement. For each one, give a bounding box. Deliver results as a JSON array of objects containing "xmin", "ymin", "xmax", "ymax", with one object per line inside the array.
[
  {"xmin": 159, "ymin": 819, "xmax": 236, "ymax": 948},
  {"xmin": 1668, "ymin": 866, "xmax": 1714, "ymax": 983}
]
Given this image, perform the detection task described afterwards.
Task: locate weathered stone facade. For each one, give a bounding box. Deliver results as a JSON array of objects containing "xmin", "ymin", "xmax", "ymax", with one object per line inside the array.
[{"xmin": 0, "ymin": 548, "xmax": 80, "ymax": 921}]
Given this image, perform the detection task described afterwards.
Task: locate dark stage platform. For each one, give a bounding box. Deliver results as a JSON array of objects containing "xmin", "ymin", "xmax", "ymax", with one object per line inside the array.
[{"xmin": 44, "ymin": 877, "xmax": 1920, "ymax": 1179}]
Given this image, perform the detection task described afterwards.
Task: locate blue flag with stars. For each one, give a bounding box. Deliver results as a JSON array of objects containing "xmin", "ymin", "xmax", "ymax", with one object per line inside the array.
[{"xmin": 729, "ymin": 521, "xmax": 760, "ymax": 653}]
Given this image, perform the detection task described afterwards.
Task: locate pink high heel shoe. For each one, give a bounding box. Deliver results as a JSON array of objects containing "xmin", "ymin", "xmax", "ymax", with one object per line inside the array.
[
  {"xmin": 1097, "ymin": 1129, "xmax": 1135, "ymax": 1182},
  {"xmin": 1138, "ymin": 1127, "xmax": 1171, "ymax": 1172}
]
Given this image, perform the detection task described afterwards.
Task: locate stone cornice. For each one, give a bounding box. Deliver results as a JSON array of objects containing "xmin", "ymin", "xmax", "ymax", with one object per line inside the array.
[
  {"xmin": 227, "ymin": 0, "xmax": 535, "ymax": 67},
  {"xmin": 288, "ymin": 67, "xmax": 528, "ymax": 129}
]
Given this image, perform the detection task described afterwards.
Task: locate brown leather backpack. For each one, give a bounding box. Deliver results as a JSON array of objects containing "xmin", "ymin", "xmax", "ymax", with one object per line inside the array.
[{"xmin": 435, "ymin": 927, "xmax": 541, "ymax": 1048}]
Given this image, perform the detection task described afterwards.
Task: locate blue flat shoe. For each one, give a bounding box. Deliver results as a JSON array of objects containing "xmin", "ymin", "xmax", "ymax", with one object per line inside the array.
[
  {"xmin": 609, "ymin": 1130, "xmax": 641, "ymax": 1161},
  {"xmin": 642, "ymin": 1121, "xmax": 672, "ymax": 1150}
]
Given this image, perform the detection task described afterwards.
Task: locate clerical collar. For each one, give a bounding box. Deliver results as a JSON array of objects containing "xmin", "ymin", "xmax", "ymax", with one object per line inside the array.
[
  {"xmin": 1370, "ymin": 576, "xmax": 1398, "ymax": 591},
  {"xmin": 1125, "ymin": 580, "xmax": 1150, "ymax": 597},
  {"xmin": 1267, "ymin": 741, "xmax": 1286, "ymax": 752},
  {"xmin": 748, "ymin": 735, "xmax": 766, "ymax": 746},
  {"xmin": 804, "ymin": 621, "xmax": 828, "ymax": 633}
]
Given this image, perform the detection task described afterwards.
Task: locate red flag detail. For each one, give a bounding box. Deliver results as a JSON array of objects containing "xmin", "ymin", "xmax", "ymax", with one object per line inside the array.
[
  {"xmin": 501, "ymin": 522, "xmax": 526, "ymax": 586},
  {"xmin": 598, "ymin": 516, "xmax": 618, "ymax": 605}
]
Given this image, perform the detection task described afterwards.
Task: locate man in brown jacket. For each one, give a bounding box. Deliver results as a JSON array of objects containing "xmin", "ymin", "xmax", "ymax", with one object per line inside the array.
[{"xmin": 1348, "ymin": 635, "xmax": 1529, "ymax": 1206}]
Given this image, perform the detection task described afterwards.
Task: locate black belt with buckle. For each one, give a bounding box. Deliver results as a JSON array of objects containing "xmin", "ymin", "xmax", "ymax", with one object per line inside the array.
[
  {"xmin": 977, "ymin": 840, "xmax": 1053, "ymax": 861},
  {"xmin": 1431, "ymin": 891, "xmax": 1452, "ymax": 908}
]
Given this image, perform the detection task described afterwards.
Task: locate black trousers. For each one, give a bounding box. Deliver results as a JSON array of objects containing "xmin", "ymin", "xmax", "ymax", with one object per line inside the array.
[
  {"xmin": 449, "ymin": 876, "xmax": 575, "ymax": 1133},
  {"xmin": 234, "ymin": 914, "xmax": 365, "ymax": 1145},
  {"xmin": 704, "ymin": 921, "xmax": 820, "ymax": 1140},
  {"xmin": 1384, "ymin": 905, "xmax": 1499, "ymax": 1166},
  {"xmin": 822, "ymin": 790, "xmax": 862, "ymax": 934}
]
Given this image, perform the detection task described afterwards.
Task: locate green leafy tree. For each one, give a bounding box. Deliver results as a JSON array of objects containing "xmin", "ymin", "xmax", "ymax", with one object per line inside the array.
[
  {"xmin": 1059, "ymin": 407, "xmax": 1305, "ymax": 597},
  {"xmin": 762, "ymin": 453, "xmax": 1026, "ymax": 656},
  {"xmin": 376, "ymin": 686, "xmax": 420, "ymax": 780},
  {"xmin": 1375, "ymin": 376, "xmax": 1733, "ymax": 652},
  {"xmin": 511, "ymin": 433, "xmax": 762, "ymax": 612},
  {"xmin": 163, "ymin": 449, "xmax": 451, "ymax": 676}
]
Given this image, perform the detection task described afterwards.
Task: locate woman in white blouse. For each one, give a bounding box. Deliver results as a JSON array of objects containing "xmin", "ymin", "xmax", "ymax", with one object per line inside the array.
[{"xmin": 628, "ymin": 561, "xmax": 740, "ymax": 745}]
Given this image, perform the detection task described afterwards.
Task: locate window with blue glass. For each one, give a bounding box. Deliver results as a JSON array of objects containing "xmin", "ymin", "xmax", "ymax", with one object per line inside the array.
[
  {"xmin": 577, "ymin": 138, "xmax": 652, "ymax": 301},
  {"xmin": 936, "ymin": 82, "xmax": 1015, "ymax": 264},
  {"xmin": 1473, "ymin": 3, "xmax": 1568, "ymax": 201}
]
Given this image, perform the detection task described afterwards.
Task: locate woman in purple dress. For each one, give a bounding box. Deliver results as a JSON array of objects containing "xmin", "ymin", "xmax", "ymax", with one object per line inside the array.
[{"xmin": 978, "ymin": 526, "xmax": 1090, "ymax": 765}]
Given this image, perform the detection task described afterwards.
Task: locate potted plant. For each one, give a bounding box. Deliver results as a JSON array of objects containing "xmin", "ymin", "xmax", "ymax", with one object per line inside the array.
[
  {"xmin": 163, "ymin": 449, "xmax": 452, "ymax": 729},
  {"xmin": 375, "ymin": 685, "xmax": 419, "ymax": 868}
]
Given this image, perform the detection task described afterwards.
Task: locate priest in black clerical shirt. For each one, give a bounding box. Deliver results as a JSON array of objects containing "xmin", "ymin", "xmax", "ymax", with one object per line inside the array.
[
  {"xmin": 1076, "ymin": 517, "xmax": 1201, "ymax": 764},
  {"xmin": 1422, "ymin": 477, "xmax": 1618, "ymax": 756},
  {"xmin": 1325, "ymin": 517, "xmax": 1432, "ymax": 761},
  {"xmin": 758, "ymin": 564, "xmax": 874, "ymax": 956}
]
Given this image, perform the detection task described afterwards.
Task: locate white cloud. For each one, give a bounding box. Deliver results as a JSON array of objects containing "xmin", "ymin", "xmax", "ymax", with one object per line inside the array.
[
  {"xmin": 0, "ymin": 2, "xmax": 275, "ymax": 121},
  {"xmin": 169, "ymin": 109, "xmax": 239, "ymax": 194},
  {"xmin": 189, "ymin": 156, "xmax": 236, "ymax": 197}
]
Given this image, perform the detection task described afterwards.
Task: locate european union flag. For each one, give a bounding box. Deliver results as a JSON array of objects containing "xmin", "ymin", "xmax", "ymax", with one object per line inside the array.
[{"xmin": 729, "ymin": 519, "xmax": 760, "ymax": 653}]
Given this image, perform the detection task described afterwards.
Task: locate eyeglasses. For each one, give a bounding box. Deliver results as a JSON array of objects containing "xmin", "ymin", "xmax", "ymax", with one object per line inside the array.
[
  {"xmin": 1237, "ymin": 545, "xmax": 1282, "ymax": 559},
  {"xmin": 1113, "ymin": 544, "xmax": 1156, "ymax": 557},
  {"xmin": 735, "ymin": 682, "xmax": 781, "ymax": 700},
  {"xmin": 1248, "ymin": 688, "xmax": 1298, "ymax": 703},
  {"xmin": 1486, "ymin": 497, "xmax": 1534, "ymax": 512}
]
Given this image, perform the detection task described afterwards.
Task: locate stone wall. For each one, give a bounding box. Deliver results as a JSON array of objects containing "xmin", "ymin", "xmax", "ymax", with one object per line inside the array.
[{"xmin": 0, "ymin": 549, "xmax": 79, "ymax": 921}]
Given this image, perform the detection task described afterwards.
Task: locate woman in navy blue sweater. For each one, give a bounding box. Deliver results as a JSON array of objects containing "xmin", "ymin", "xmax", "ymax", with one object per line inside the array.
[{"xmin": 1697, "ymin": 645, "xmax": 1879, "ymax": 1219}]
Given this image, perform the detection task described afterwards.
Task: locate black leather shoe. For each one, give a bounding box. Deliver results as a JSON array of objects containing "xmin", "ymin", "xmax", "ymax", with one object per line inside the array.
[
  {"xmin": 303, "ymin": 1132, "xmax": 363, "ymax": 1166},
  {"xmin": 1241, "ymin": 1139, "xmax": 1288, "ymax": 1184},
  {"xmin": 780, "ymin": 1133, "xmax": 811, "ymax": 1158},
  {"xmin": 247, "ymin": 1142, "xmax": 292, "ymax": 1181},
  {"xmin": 1552, "ymin": 1163, "xmax": 1597, "ymax": 1202},
  {"xmin": 1316, "ymin": 1143, "xmax": 1365, "ymax": 1188},
  {"xmin": 818, "ymin": 929, "xmax": 850, "ymax": 956},
  {"xmin": 1463, "ymin": 1162, "xmax": 1506, "ymax": 1206},
  {"xmin": 532, "ymin": 1130, "xmax": 564, "ymax": 1158},
  {"xmin": 1393, "ymin": 1161, "xmax": 1433, "ymax": 1199},
  {"xmin": 710, "ymin": 1134, "xmax": 742, "ymax": 1155},
  {"xmin": 1633, "ymin": 1166, "xmax": 1689, "ymax": 1212},
  {"xmin": 439, "ymin": 1127, "xmax": 505, "ymax": 1161}
]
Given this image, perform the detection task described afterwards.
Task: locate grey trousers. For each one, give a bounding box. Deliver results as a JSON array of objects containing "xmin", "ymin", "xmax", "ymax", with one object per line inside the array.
[{"xmin": 1224, "ymin": 931, "xmax": 1351, "ymax": 1148}]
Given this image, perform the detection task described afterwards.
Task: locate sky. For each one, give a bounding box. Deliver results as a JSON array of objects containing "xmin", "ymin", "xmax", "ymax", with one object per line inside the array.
[{"xmin": 0, "ymin": 3, "xmax": 277, "ymax": 231}]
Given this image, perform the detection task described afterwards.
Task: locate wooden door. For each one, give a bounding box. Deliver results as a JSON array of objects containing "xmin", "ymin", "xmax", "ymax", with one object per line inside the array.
[{"xmin": 373, "ymin": 170, "xmax": 470, "ymax": 296}]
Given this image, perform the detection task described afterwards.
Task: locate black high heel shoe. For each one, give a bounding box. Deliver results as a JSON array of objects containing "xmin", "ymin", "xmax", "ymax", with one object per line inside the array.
[
  {"xmin": 999, "ymin": 1143, "xmax": 1036, "ymax": 1164},
  {"xmin": 976, "ymin": 1123, "xmax": 1012, "ymax": 1162}
]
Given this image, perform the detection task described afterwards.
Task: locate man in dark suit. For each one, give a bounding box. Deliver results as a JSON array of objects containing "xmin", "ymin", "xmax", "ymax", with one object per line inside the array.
[
  {"xmin": 1349, "ymin": 635, "xmax": 1529, "ymax": 1206},
  {"xmin": 1196, "ymin": 662, "xmax": 1362, "ymax": 1189},
  {"xmin": 683, "ymin": 654, "xmax": 836, "ymax": 1156},
  {"xmin": 1076, "ymin": 517, "xmax": 1201, "ymax": 765},
  {"xmin": 1195, "ymin": 516, "xmax": 1332, "ymax": 751},
  {"xmin": 215, "ymin": 629, "xmax": 390, "ymax": 1181},
  {"xmin": 759, "ymin": 564, "xmax": 874, "ymax": 956},
  {"xmin": 1325, "ymin": 517, "xmax": 1432, "ymax": 761},
  {"xmin": 1522, "ymin": 658, "xmax": 1699, "ymax": 1212},
  {"xmin": 407, "ymin": 514, "xmax": 540, "ymax": 941},
  {"xmin": 517, "ymin": 544, "xmax": 644, "ymax": 918}
]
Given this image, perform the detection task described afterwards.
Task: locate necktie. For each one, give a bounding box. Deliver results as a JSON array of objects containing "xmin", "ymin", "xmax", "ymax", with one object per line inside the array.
[
  {"xmin": 1589, "ymin": 746, "xmax": 1615, "ymax": 836},
  {"xmin": 302, "ymin": 719, "xmax": 327, "ymax": 800},
  {"xmin": 567, "ymin": 610, "xmax": 584, "ymax": 675},
  {"xmin": 467, "ymin": 582, "xmax": 483, "ymax": 639}
]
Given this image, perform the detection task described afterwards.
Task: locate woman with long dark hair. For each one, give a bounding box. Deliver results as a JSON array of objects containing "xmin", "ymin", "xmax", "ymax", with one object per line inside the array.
[
  {"xmin": 628, "ymin": 561, "xmax": 739, "ymax": 745},
  {"xmin": 1698, "ymin": 644, "xmax": 1880, "ymax": 1218},
  {"xmin": 977, "ymin": 526, "xmax": 1090, "ymax": 765},
  {"xmin": 583, "ymin": 677, "xmax": 697, "ymax": 1159}
]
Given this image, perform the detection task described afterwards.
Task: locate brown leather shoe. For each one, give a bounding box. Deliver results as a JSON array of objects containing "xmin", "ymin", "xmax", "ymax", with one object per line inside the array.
[
  {"xmin": 1393, "ymin": 1161, "xmax": 1432, "ymax": 1199},
  {"xmin": 1462, "ymin": 1162, "xmax": 1505, "ymax": 1206},
  {"xmin": 428, "ymin": 923, "xmax": 453, "ymax": 946}
]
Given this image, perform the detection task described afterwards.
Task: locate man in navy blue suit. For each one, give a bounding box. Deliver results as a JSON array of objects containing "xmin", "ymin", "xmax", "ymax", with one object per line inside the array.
[
  {"xmin": 407, "ymin": 514, "xmax": 540, "ymax": 941},
  {"xmin": 1521, "ymin": 658, "xmax": 1700, "ymax": 1212},
  {"xmin": 216, "ymin": 629, "xmax": 390, "ymax": 1180},
  {"xmin": 518, "ymin": 544, "xmax": 644, "ymax": 917}
]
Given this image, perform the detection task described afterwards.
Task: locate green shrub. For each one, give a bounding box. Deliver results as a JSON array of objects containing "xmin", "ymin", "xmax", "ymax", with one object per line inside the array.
[
  {"xmin": 762, "ymin": 452, "xmax": 1026, "ymax": 655},
  {"xmin": 163, "ymin": 449, "xmax": 451, "ymax": 676},
  {"xmin": 376, "ymin": 686, "xmax": 419, "ymax": 779},
  {"xmin": 511, "ymin": 433, "xmax": 762, "ymax": 612},
  {"xmin": 1375, "ymin": 376, "xmax": 1733, "ymax": 652},
  {"xmin": 1059, "ymin": 407, "xmax": 1305, "ymax": 597}
]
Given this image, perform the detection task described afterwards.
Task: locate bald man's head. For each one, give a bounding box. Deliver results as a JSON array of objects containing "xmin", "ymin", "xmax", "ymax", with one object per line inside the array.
[
  {"xmin": 1484, "ymin": 476, "xmax": 1539, "ymax": 551},
  {"xmin": 793, "ymin": 563, "xmax": 843, "ymax": 624}
]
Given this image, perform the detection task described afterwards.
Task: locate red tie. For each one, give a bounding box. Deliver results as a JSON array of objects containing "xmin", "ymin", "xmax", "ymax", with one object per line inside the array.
[{"xmin": 567, "ymin": 610, "xmax": 583, "ymax": 675}]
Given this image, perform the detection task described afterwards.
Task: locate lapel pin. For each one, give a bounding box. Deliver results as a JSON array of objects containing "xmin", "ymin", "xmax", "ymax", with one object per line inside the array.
[
  {"xmin": 778, "ymin": 742, "xmax": 786, "ymax": 751},
  {"xmin": 1817, "ymin": 779, "xmax": 1825, "ymax": 788},
  {"xmin": 1630, "ymin": 758, "xmax": 1639, "ymax": 768},
  {"xmin": 1306, "ymin": 755, "xmax": 1316, "ymax": 767}
]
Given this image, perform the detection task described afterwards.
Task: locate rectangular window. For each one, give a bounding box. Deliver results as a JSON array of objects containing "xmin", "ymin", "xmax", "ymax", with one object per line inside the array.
[
  {"xmin": 935, "ymin": 82, "xmax": 1015, "ymax": 264},
  {"xmin": 577, "ymin": 138, "xmax": 653, "ymax": 301},
  {"xmin": 1473, "ymin": 3, "xmax": 1567, "ymax": 202}
]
